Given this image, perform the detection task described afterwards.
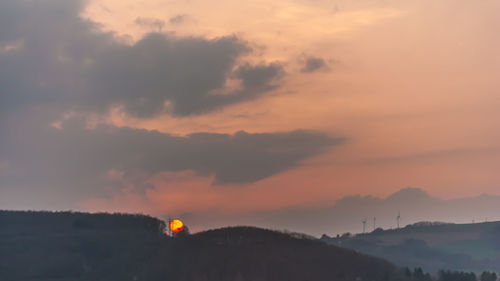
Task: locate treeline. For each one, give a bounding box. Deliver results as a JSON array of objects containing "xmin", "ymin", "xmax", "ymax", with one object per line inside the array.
[
  {"xmin": 0, "ymin": 210, "xmax": 166, "ymax": 233},
  {"xmin": 0, "ymin": 210, "xmax": 170, "ymax": 280},
  {"xmin": 401, "ymin": 267, "xmax": 497, "ymax": 281},
  {"xmin": 439, "ymin": 271, "xmax": 497, "ymax": 281}
]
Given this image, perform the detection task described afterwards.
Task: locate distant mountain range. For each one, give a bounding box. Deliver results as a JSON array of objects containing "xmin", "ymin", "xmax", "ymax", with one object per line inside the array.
[
  {"xmin": 215, "ymin": 187, "xmax": 500, "ymax": 237},
  {"xmin": 0, "ymin": 210, "xmax": 407, "ymax": 281},
  {"xmin": 321, "ymin": 220, "xmax": 500, "ymax": 273}
]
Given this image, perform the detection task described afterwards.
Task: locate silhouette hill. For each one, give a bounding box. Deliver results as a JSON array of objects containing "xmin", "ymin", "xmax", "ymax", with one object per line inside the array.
[{"xmin": 0, "ymin": 210, "xmax": 408, "ymax": 281}]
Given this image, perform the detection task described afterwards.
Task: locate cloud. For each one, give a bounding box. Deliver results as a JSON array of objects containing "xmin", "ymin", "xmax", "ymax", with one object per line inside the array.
[
  {"xmin": 0, "ymin": 115, "xmax": 341, "ymax": 207},
  {"xmin": 0, "ymin": 0, "xmax": 342, "ymax": 212},
  {"xmin": 299, "ymin": 56, "xmax": 329, "ymax": 73},
  {"xmin": 0, "ymin": 0, "xmax": 284, "ymax": 118}
]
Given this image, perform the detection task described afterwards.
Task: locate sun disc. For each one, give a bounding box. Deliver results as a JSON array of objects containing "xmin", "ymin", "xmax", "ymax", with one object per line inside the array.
[{"xmin": 170, "ymin": 219, "xmax": 184, "ymax": 233}]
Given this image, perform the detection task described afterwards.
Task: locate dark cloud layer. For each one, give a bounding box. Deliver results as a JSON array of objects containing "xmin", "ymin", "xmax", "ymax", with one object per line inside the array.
[
  {"xmin": 0, "ymin": 0, "xmax": 283, "ymax": 117},
  {"xmin": 0, "ymin": 116, "xmax": 341, "ymax": 205}
]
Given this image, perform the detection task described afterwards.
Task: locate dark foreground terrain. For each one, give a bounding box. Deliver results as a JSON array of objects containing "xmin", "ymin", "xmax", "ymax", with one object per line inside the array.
[
  {"xmin": 0, "ymin": 210, "xmax": 406, "ymax": 281},
  {"xmin": 322, "ymin": 221, "xmax": 500, "ymax": 273}
]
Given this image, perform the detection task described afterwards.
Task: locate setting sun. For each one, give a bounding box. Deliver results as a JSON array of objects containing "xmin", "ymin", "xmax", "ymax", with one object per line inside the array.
[{"xmin": 170, "ymin": 219, "xmax": 184, "ymax": 233}]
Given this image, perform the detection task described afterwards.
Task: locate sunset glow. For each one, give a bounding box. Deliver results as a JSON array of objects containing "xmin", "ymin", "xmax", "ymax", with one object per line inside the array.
[{"xmin": 1, "ymin": 0, "xmax": 499, "ymax": 236}]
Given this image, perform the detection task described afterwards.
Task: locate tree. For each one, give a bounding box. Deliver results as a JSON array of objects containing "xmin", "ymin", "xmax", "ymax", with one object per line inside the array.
[
  {"xmin": 439, "ymin": 270, "xmax": 477, "ymax": 281},
  {"xmin": 480, "ymin": 272, "xmax": 497, "ymax": 281},
  {"xmin": 402, "ymin": 267, "xmax": 411, "ymax": 279}
]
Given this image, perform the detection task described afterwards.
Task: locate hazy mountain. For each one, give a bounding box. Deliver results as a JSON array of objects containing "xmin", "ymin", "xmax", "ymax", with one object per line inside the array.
[
  {"xmin": 200, "ymin": 187, "xmax": 500, "ymax": 237},
  {"xmin": 0, "ymin": 210, "xmax": 407, "ymax": 281}
]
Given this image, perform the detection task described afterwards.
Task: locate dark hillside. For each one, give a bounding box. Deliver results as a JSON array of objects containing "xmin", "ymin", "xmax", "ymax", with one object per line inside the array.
[
  {"xmin": 172, "ymin": 226, "xmax": 402, "ymax": 281},
  {"xmin": 0, "ymin": 210, "xmax": 408, "ymax": 281}
]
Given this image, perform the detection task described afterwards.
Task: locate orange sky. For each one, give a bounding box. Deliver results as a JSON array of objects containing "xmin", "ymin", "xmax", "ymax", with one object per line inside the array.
[
  {"xmin": 1, "ymin": 0, "xmax": 498, "ymax": 234},
  {"xmin": 73, "ymin": 0, "xmax": 500, "ymax": 224}
]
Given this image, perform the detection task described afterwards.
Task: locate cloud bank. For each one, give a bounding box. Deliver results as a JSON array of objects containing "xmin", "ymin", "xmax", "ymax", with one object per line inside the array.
[
  {"xmin": 1, "ymin": 116, "xmax": 340, "ymax": 207},
  {"xmin": 0, "ymin": 0, "xmax": 284, "ymax": 117},
  {"xmin": 0, "ymin": 0, "xmax": 339, "ymax": 210}
]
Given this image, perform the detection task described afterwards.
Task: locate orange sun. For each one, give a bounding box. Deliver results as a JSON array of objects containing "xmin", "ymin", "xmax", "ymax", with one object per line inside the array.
[{"xmin": 170, "ymin": 219, "xmax": 184, "ymax": 233}]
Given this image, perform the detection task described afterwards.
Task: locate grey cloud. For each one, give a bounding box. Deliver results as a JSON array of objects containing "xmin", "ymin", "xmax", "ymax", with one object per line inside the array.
[
  {"xmin": 166, "ymin": 61, "xmax": 285, "ymax": 117},
  {"xmin": 234, "ymin": 62, "xmax": 285, "ymax": 92},
  {"xmin": 0, "ymin": 0, "xmax": 284, "ymax": 117},
  {"xmin": 86, "ymin": 33, "xmax": 255, "ymax": 117},
  {"xmin": 300, "ymin": 56, "xmax": 328, "ymax": 73},
  {"xmin": 0, "ymin": 116, "xmax": 341, "ymax": 207}
]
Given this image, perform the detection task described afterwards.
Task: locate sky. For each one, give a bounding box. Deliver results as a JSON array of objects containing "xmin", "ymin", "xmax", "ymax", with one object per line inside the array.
[{"xmin": 1, "ymin": 0, "xmax": 499, "ymax": 236}]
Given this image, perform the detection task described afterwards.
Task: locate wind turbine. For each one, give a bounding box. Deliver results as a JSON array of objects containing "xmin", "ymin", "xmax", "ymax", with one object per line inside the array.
[
  {"xmin": 373, "ymin": 217, "xmax": 376, "ymax": 231},
  {"xmin": 362, "ymin": 218, "xmax": 367, "ymax": 233}
]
